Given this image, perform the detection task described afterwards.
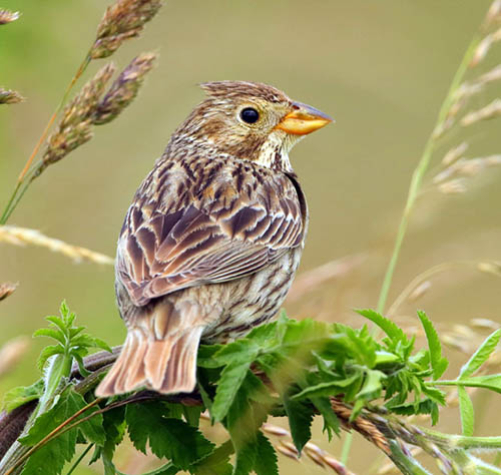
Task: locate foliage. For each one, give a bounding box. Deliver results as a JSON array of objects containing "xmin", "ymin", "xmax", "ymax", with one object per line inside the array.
[{"xmin": 2, "ymin": 304, "xmax": 501, "ymax": 475}]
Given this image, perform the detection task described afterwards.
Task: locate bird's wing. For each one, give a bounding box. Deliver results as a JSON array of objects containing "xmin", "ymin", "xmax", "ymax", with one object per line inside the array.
[{"xmin": 116, "ymin": 160, "xmax": 306, "ymax": 306}]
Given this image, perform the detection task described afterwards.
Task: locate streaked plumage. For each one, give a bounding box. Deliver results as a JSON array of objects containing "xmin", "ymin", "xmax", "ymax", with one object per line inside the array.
[{"xmin": 96, "ymin": 81, "xmax": 332, "ymax": 397}]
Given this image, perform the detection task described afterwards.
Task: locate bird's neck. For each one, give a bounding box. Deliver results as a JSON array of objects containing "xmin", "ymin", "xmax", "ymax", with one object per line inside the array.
[{"xmin": 165, "ymin": 132, "xmax": 295, "ymax": 173}]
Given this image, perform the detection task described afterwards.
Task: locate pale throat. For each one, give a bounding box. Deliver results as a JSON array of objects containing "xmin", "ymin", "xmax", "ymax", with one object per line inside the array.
[{"xmin": 254, "ymin": 131, "xmax": 296, "ymax": 172}]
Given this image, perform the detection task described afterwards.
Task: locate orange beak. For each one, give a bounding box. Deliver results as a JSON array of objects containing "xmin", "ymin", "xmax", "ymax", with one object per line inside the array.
[{"xmin": 275, "ymin": 101, "xmax": 333, "ymax": 135}]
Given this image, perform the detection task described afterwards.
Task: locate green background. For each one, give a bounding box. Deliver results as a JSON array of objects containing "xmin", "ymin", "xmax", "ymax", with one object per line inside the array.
[{"xmin": 1, "ymin": 1, "xmax": 500, "ymax": 473}]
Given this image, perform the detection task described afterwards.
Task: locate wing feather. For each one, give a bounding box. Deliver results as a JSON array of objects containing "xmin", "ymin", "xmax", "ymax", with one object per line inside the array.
[{"xmin": 117, "ymin": 158, "xmax": 306, "ymax": 307}]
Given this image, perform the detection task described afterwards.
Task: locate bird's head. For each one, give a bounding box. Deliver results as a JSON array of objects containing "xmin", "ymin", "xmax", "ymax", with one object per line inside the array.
[{"xmin": 171, "ymin": 81, "xmax": 333, "ymax": 171}]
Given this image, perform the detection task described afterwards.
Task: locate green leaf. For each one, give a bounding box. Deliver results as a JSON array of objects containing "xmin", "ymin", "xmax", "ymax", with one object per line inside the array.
[
  {"xmin": 232, "ymin": 442, "xmax": 257, "ymax": 475},
  {"xmin": 37, "ymin": 344, "xmax": 64, "ymax": 370},
  {"xmin": 19, "ymin": 387, "xmax": 105, "ymax": 475},
  {"xmin": 357, "ymin": 309, "xmax": 406, "ymax": 343},
  {"xmin": 291, "ymin": 373, "xmax": 360, "ymax": 400},
  {"xmin": 46, "ymin": 315, "xmax": 68, "ymax": 335},
  {"xmin": 226, "ymin": 372, "xmax": 273, "ymax": 475},
  {"xmin": 99, "ymin": 406, "xmax": 126, "ymax": 471},
  {"xmin": 253, "ymin": 432, "xmax": 278, "ymax": 475},
  {"xmin": 3, "ymin": 380, "xmax": 44, "ymax": 412},
  {"xmin": 458, "ymin": 386, "xmax": 474, "ymax": 436},
  {"xmin": 417, "ymin": 310, "xmax": 448, "ymax": 379},
  {"xmin": 211, "ymin": 362, "xmax": 254, "ymax": 423},
  {"xmin": 192, "ymin": 440, "xmax": 234, "ymax": 475},
  {"xmin": 68, "ymin": 392, "xmax": 105, "ymax": 445},
  {"xmin": 459, "ymin": 329, "xmax": 501, "ymax": 379},
  {"xmin": 283, "ymin": 390, "xmax": 314, "ymax": 454},
  {"xmin": 356, "ymin": 370, "xmax": 386, "ymax": 399},
  {"xmin": 33, "ymin": 328, "xmax": 66, "ymax": 345},
  {"xmin": 126, "ymin": 402, "xmax": 214, "ymax": 470},
  {"xmin": 310, "ymin": 396, "xmax": 340, "ymax": 437},
  {"xmin": 437, "ymin": 375, "xmax": 501, "ymax": 393}
]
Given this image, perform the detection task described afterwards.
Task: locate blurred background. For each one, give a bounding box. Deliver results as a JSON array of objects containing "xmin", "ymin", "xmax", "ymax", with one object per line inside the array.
[{"xmin": 1, "ymin": 0, "xmax": 500, "ymax": 473}]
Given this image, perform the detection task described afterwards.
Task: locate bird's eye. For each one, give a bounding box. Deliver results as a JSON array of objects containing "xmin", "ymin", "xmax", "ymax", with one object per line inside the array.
[{"xmin": 240, "ymin": 107, "xmax": 260, "ymax": 124}]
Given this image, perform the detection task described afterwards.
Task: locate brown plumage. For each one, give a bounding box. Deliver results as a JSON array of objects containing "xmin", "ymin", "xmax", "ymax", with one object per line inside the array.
[{"xmin": 96, "ymin": 81, "xmax": 332, "ymax": 396}]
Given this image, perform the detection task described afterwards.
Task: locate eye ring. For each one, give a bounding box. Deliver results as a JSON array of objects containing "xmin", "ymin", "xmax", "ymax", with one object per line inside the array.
[{"xmin": 240, "ymin": 107, "xmax": 260, "ymax": 124}]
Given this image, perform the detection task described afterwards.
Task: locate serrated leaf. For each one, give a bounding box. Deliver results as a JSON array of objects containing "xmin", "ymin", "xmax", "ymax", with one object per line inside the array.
[
  {"xmin": 212, "ymin": 362, "xmax": 254, "ymax": 423},
  {"xmin": 37, "ymin": 344, "xmax": 64, "ymax": 369},
  {"xmin": 232, "ymin": 442, "xmax": 257, "ymax": 475},
  {"xmin": 71, "ymin": 350, "xmax": 91, "ymax": 377},
  {"xmin": 192, "ymin": 440, "xmax": 234, "ymax": 475},
  {"xmin": 458, "ymin": 386, "xmax": 474, "ymax": 436},
  {"xmin": 283, "ymin": 391, "xmax": 314, "ymax": 454},
  {"xmin": 33, "ymin": 328, "xmax": 66, "ymax": 345},
  {"xmin": 357, "ymin": 370, "xmax": 386, "ymax": 399},
  {"xmin": 226, "ymin": 372, "xmax": 273, "ymax": 475},
  {"xmin": 310, "ymin": 396, "xmax": 340, "ymax": 437},
  {"xmin": 3, "ymin": 380, "xmax": 44, "ymax": 412},
  {"xmin": 357, "ymin": 309, "xmax": 407, "ymax": 343},
  {"xmin": 440, "ymin": 375, "xmax": 501, "ymax": 393},
  {"xmin": 459, "ymin": 329, "xmax": 501, "ymax": 379},
  {"xmin": 68, "ymin": 326, "xmax": 86, "ymax": 339},
  {"xmin": 126, "ymin": 402, "xmax": 214, "ymax": 469},
  {"xmin": 19, "ymin": 387, "xmax": 105, "ymax": 474},
  {"xmin": 253, "ymin": 432, "xmax": 278, "ymax": 475},
  {"xmin": 91, "ymin": 336, "xmax": 113, "ymax": 353},
  {"xmin": 417, "ymin": 310, "xmax": 448, "ymax": 380},
  {"xmin": 291, "ymin": 373, "xmax": 360, "ymax": 400},
  {"xmin": 46, "ymin": 315, "xmax": 68, "ymax": 335}
]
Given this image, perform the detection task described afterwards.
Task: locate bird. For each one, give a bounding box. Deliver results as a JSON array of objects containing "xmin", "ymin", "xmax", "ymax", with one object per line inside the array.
[{"xmin": 96, "ymin": 81, "xmax": 332, "ymax": 397}]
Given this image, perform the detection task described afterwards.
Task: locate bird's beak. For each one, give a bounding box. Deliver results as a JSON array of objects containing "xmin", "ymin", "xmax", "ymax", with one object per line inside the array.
[{"xmin": 275, "ymin": 101, "xmax": 334, "ymax": 135}]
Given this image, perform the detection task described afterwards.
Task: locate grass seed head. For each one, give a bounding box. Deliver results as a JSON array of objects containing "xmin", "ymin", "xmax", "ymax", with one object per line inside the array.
[
  {"xmin": 485, "ymin": 0, "xmax": 501, "ymax": 26},
  {"xmin": 0, "ymin": 225, "xmax": 114, "ymax": 265},
  {"xmin": 438, "ymin": 179, "xmax": 467, "ymax": 194},
  {"xmin": 0, "ymin": 282, "xmax": 18, "ymax": 301},
  {"xmin": 91, "ymin": 0, "xmax": 163, "ymax": 59},
  {"xmin": 0, "ymin": 88, "xmax": 24, "ymax": 104},
  {"xmin": 470, "ymin": 318, "xmax": 500, "ymax": 331},
  {"xmin": 461, "ymin": 98, "xmax": 501, "ymax": 126},
  {"xmin": 441, "ymin": 142, "xmax": 469, "ymax": 166},
  {"xmin": 0, "ymin": 9, "xmax": 19, "ymax": 25},
  {"xmin": 477, "ymin": 261, "xmax": 501, "ymax": 276},
  {"xmin": 408, "ymin": 280, "xmax": 431, "ymax": 302},
  {"xmin": 93, "ymin": 52, "xmax": 157, "ymax": 125},
  {"xmin": 42, "ymin": 64, "xmax": 115, "ymax": 168}
]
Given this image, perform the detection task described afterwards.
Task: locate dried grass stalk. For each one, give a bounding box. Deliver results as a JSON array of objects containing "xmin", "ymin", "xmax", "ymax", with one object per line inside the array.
[
  {"xmin": 0, "ymin": 283, "xmax": 18, "ymax": 302},
  {"xmin": 91, "ymin": 0, "xmax": 163, "ymax": 59},
  {"xmin": 93, "ymin": 52, "xmax": 157, "ymax": 124},
  {"xmin": 0, "ymin": 88, "xmax": 24, "ymax": 105},
  {"xmin": 0, "ymin": 10, "xmax": 19, "ymax": 25},
  {"xmin": 0, "ymin": 226, "xmax": 114, "ymax": 265}
]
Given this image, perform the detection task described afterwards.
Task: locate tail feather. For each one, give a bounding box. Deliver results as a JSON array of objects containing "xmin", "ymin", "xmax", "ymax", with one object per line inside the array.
[
  {"xmin": 162, "ymin": 328, "xmax": 203, "ymax": 393},
  {"xmin": 95, "ymin": 325, "xmax": 204, "ymax": 397}
]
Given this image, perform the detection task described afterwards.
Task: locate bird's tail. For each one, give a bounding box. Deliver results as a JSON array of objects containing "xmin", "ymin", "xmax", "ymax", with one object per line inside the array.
[{"xmin": 95, "ymin": 304, "xmax": 205, "ymax": 397}]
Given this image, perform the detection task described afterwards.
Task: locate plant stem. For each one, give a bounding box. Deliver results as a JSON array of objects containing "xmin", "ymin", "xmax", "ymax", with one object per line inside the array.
[
  {"xmin": 65, "ymin": 444, "xmax": 93, "ymax": 475},
  {"xmin": 17, "ymin": 54, "xmax": 91, "ymax": 184},
  {"xmin": 340, "ymin": 432, "xmax": 353, "ymax": 465},
  {"xmin": 375, "ymin": 37, "xmax": 480, "ymax": 315},
  {"xmin": 388, "ymin": 440, "xmax": 432, "ymax": 475},
  {"xmin": 0, "ymin": 53, "xmax": 92, "ymax": 225},
  {"xmin": 424, "ymin": 428, "xmax": 501, "ymax": 451},
  {"xmin": 0, "ymin": 182, "xmax": 21, "ymax": 224}
]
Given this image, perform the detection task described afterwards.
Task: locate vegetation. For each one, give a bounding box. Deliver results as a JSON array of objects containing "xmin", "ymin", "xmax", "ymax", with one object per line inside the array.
[{"xmin": 1, "ymin": 1, "xmax": 501, "ymax": 474}]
